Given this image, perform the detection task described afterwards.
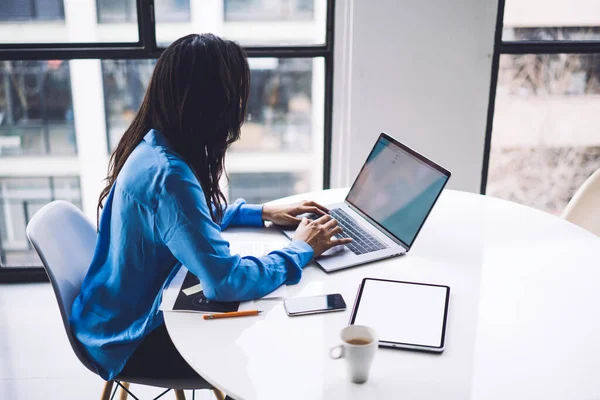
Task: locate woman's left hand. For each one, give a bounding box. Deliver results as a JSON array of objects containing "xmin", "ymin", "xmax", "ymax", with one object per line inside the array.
[{"xmin": 262, "ymin": 200, "xmax": 330, "ymax": 227}]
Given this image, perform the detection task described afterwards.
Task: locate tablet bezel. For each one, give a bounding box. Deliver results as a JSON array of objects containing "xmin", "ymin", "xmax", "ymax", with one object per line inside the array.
[{"xmin": 349, "ymin": 278, "xmax": 450, "ymax": 353}]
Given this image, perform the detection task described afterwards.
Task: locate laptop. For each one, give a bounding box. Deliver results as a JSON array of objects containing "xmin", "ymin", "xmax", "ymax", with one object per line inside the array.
[{"xmin": 282, "ymin": 132, "xmax": 451, "ymax": 272}]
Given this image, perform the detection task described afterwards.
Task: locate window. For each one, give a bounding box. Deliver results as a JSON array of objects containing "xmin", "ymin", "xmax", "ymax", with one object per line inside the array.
[
  {"xmin": 0, "ymin": 60, "xmax": 76, "ymax": 156},
  {"xmin": 0, "ymin": 177, "xmax": 81, "ymax": 266},
  {"xmin": 0, "ymin": 0, "xmax": 64, "ymax": 22},
  {"xmin": 102, "ymin": 59, "xmax": 155, "ymax": 150},
  {"xmin": 156, "ymin": 0, "xmax": 325, "ymax": 45},
  {"xmin": 103, "ymin": 58, "xmax": 321, "ymax": 154},
  {"xmin": 96, "ymin": 0, "xmax": 191, "ymax": 24},
  {"xmin": 228, "ymin": 172, "xmax": 310, "ymax": 204},
  {"xmin": 224, "ymin": 0, "xmax": 314, "ymax": 22},
  {"xmin": 483, "ymin": 0, "xmax": 600, "ymax": 215},
  {"xmin": 503, "ymin": 1, "xmax": 600, "ymax": 40},
  {"xmin": 0, "ymin": 1, "xmax": 333, "ymax": 280}
]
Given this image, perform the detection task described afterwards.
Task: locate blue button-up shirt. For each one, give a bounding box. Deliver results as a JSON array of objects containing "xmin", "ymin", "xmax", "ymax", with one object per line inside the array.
[{"xmin": 70, "ymin": 129, "xmax": 313, "ymax": 380}]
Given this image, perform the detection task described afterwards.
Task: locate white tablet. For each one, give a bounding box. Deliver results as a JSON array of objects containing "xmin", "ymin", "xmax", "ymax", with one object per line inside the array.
[{"xmin": 349, "ymin": 278, "xmax": 450, "ymax": 353}]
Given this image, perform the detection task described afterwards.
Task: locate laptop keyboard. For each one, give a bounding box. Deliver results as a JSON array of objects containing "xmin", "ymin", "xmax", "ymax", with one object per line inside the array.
[{"xmin": 327, "ymin": 208, "xmax": 389, "ymax": 255}]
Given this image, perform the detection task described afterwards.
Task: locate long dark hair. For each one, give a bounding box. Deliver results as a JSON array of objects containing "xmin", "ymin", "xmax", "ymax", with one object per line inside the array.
[{"xmin": 97, "ymin": 33, "xmax": 250, "ymax": 224}]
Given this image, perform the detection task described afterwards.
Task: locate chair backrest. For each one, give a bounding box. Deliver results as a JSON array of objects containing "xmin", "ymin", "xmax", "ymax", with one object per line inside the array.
[
  {"xmin": 26, "ymin": 200, "xmax": 98, "ymax": 373},
  {"xmin": 562, "ymin": 169, "xmax": 600, "ymax": 237}
]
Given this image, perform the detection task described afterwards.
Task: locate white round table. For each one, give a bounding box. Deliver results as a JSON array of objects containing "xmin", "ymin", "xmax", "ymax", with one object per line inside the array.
[{"xmin": 164, "ymin": 189, "xmax": 600, "ymax": 400}]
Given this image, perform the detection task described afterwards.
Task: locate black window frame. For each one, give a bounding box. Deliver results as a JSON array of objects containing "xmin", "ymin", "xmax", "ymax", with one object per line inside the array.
[
  {"xmin": 481, "ymin": 0, "xmax": 600, "ymax": 194},
  {"xmin": 0, "ymin": 0, "xmax": 335, "ymax": 282}
]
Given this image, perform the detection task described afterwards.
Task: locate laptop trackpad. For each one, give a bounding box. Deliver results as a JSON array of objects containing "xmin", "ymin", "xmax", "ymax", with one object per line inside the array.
[{"xmin": 320, "ymin": 243, "xmax": 347, "ymax": 257}]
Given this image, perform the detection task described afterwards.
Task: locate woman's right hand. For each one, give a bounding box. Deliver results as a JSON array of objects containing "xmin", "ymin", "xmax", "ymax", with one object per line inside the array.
[{"xmin": 293, "ymin": 214, "xmax": 353, "ymax": 257}]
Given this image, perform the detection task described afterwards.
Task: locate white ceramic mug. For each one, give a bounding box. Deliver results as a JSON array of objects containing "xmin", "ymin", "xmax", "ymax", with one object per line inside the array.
[{"xmin": 330, "ymin": 325, "xmax": 379, "ymax": 384}]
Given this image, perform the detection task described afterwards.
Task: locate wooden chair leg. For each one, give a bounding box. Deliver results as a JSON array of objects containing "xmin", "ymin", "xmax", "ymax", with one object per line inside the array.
[
  {"xmin": 119, "ymin": 382, "xmax": 130, "ymax": 400},
  {"xmin": 212, "ymin": 388, "xmax": 226, "ymax": 400},
  {"xmin": 174, "ymin": 389, "xmax": 186, "ymax": 400},
  {"xmin": 100, "ymin": 381, "xmax": 115, "ymax": 400}
]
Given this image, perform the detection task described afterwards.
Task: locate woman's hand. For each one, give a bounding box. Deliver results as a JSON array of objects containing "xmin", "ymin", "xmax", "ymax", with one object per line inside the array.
[
  {"xmin": 293, "ymin": 214, "xmax": 353, "ymax": 257},
  {"xmin": 262, "ymin": 200, "xmax": 330, "ymax": 227}
]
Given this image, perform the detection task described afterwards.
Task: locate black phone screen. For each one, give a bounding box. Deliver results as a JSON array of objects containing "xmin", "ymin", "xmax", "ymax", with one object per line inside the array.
[{"xmin": 284, "ymin": 294, "xmax": 346, "ymax": 315}]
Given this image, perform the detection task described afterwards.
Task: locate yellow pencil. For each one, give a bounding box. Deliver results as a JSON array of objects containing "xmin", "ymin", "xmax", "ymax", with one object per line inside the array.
[{"xmin": 203, "ymin": 310, "xmax": 262, "ymax": 320}]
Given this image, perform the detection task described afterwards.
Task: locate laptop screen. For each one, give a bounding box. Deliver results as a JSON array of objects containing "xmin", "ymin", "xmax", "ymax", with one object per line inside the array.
[{"xmin": 346, "ymin": 134, "xmax": 450, "ymax": 249}]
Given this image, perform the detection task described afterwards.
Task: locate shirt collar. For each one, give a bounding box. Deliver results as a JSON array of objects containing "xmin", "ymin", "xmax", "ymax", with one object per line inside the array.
[{"xmin": 143, "ymin": 129, "xmax": 172, "ymax": 148}]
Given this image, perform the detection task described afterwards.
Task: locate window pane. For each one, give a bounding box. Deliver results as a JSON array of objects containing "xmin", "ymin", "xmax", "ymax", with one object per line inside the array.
[
  {"xmin": 0, "ymin": 0, "xmax": 63, "ymax": 22},
  {"xmin": 503, "ymin": 1, "xmax": 600, "ymax": 40},
  {"xmin": 97, "ymin": 0, "xmax": 190, "ymax": 23},
  {"xmin": 156, "ymin": 0, "xmax": 325, "ymax": 45},
  {"xmin": 228, "ymin": 172, "xmax": 310, "ymax": 204},
  {"xmin": 0, "ymin": 0, "xmax": 138, "ymax": 43},
  {"xmin": 0, "ymin": 61, "xmax": 77, "ymax": 156},
  {"xmin": 232, "ymin": 58, "xmax": 314, "ymax": 153},
  {"xmin": 102, "ymin": 56, "xmax": 324, "ymax": 205},
  {"xmin": 488, "ymin": 54, "xmax": 600, "ymax": 214},
  {"xmin": 0, "ymin": 177, "xmax": 81, "ymax": 267},
  {"xmin": 1, "ymin": 55, "xmax": 324, "ymax": 268},
  {"xmin": 102, "ymin": 59, "xmax": 156, "ymax": 149},
  {"xmin": 225, "ymin": 0, "xmax": 314, "ymax": 21}
]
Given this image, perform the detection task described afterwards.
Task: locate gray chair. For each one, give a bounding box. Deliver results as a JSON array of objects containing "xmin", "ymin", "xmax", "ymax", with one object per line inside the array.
[{"xmin": 26, "ymin": 200, "xmax": 225, "ymax": 400}]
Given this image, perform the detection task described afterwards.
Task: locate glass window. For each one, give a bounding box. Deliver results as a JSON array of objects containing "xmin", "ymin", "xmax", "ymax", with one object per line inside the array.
[
  {"xmin": 102, "ymin": 59, "xmax": 156, "ymax": 150},
  {"xmin": 487, "ymin": 53, "xmax": 600, "ymax": 214},
  {"xmin": 0, "ymin": 0, "xmax": 138, "ymax": 43},
  {"xmin": 156, "ymin": 0, "xmax": 325, "ymax": 46},
  {"xmin": 0, "ymin": 0, "xmax": 64, "ymax": 22},
  {"xmin": 224, "ymin": 0, "xmax": 314, "ymax": 21},
  {"xmin": 103, "ymin": 58, "xmax": 321, "ymax": 153},
  {"xmin": 232, "ymin": 58, "xmax": 314, "ymax": 153},
  {"xmin": 96, "ymin": 0, "xmax": 190, "ymax": 23},
  {"xmin": 102, "ymin": 56, "xmax": 324, "ymax": 202},
  {"xmin": 0, "ymin": 61, "xmax": 77, "ymax": 156},
  {"xmin": 0, "ymin": 177, "xmax": 81, "ymax": 267},
  {"xmin": 228, "ymin": 172, "xmax": 310, "ymax": 204},
  {"xmin": 503, "ymin": 1, "xmax": 600, "ymax": 41}
]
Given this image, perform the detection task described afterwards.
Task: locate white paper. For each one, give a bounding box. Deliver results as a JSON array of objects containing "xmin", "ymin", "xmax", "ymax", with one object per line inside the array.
[{"xmin": 228, "ymin": 241, "xmax": 289, "ymax": 299}]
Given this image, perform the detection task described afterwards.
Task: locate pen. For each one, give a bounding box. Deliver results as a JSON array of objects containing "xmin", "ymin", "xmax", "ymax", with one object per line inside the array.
[{"xmin": 203, "ymin": 310, "xmax": 262, "ymax": 320}]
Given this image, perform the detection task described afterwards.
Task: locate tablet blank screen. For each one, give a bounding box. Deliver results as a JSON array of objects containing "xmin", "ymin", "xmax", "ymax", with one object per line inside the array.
[{"xmin": 353, "ymin": 280, "xmax": 449, "ymax": 348}]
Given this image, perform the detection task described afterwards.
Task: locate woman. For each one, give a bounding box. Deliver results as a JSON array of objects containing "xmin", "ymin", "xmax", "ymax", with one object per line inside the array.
[{"xmin": 70, "ymin": 33, "xmax": 351, "ymax": 384}]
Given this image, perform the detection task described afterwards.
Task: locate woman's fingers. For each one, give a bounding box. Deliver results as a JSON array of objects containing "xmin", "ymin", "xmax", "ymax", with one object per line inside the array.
[
  {"xmin": 328, "ymin": 226, "xmax": 343, "ymax": 237},
  {"xmin": 313, "ymin": 213, "xmax": 333, "ymax": 224},
  {"xmin": 296, "ymin": 206, "xmax": 326, "ymax": 216},
  {"xmin": 330, "ymin": 237, "xmax": 353, "ymax": 246},
  {"xmin": 303, "ymin": 200, "xmax": 330, "ymax": 214},
  {"xmin": 322, "ymin": 217, "xmax": 339, "ymax": 230}
]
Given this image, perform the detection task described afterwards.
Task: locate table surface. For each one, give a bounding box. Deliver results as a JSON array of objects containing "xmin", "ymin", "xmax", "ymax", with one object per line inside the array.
[{"xmin": 164, "ymin": 189, "xmax": 600, "ymax": 400}]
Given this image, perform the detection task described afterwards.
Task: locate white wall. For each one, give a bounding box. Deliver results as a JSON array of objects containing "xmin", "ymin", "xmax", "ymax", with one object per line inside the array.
[{"xmin": 332, "ymin": 0, "xmax": 499, "ymax": 193}]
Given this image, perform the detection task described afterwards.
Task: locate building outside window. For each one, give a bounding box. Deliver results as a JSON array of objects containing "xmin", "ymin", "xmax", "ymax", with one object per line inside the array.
[
  {"xmin": 0, "ymin": 177, "xmax": 81, "ymax": 266},
  {"xmin": 487, "ymin": 1, "xmax": 600, "ymax": 215},
  {"xmin": 103, "ymin": 57, "xmax": 315, "ymax": 152},
  {"xmin": 224, "ymin": 0, "xmax": 314, "ymax": 21},
  {"xmin": 0, "ymin": 0, "xmax": 64, "ymax": 22},
  {"xmin": 96, "ymin": 0, "xmax": 191, "ymax": 23},
  {"xmin": 0, "ymin": 60, "xmax": 76, "ymax": 156},
  {"xmin": 228, "ymin": 172, "xmax": 309, "ymax": 204}
]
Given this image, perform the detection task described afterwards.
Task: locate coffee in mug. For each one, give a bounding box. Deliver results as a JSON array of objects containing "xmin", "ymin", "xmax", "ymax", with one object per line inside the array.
[
  {"xmin": 330, "ymin": 325, "xmax": 379, "ymax": 383},
  {"xmin": 346, "ymin": 338, "xmax": 372, "ymax": 346}
]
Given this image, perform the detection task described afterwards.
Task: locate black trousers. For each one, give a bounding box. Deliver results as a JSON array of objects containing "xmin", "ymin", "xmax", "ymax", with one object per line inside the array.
[
  {"xmin": 120, "ymin": 323, "xmax": 205, "ymax": 381},
  {"xmin": 119, "ymin": 324, "xmax": 234, "ymax": 399}
]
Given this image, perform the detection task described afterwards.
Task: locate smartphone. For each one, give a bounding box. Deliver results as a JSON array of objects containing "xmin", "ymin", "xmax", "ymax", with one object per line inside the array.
[{"xmin": 284, "ymin": 294, "xmax": 346, "ymax": 316}]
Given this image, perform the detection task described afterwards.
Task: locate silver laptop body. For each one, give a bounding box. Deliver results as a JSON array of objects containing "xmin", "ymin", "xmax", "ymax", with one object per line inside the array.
[{"xmin": 283, "ymin": 132, "xmax": 451, "ymax": 272}]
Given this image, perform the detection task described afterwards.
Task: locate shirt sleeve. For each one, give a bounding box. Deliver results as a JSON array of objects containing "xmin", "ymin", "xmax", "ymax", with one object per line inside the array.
[
  {"xmin": 155, "ymin": 163, "xmax": 314, "ymax": 302},
  {"xmin": 216, "ymin": 199, "xmax": 264, "ymax": 230}
]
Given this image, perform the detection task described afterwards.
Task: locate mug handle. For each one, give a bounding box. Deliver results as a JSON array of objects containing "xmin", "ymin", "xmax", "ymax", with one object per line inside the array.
[{"xmin": 330, "ymin": 345, "xmax": 345, "ymax": 359}]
